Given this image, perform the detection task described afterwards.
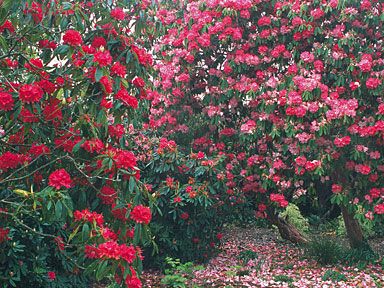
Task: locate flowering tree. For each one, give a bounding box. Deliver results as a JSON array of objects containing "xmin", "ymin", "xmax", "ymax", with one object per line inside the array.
[
  {"xmin": 149, "ymin": 0, "xmax": 383, "ymax": 248},
  {"xmin": 0, "ymin": 0, "xmax": 156, "ymax": 286}
]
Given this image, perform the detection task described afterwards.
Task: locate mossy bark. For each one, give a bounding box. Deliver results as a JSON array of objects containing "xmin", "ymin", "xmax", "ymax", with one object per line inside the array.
[
  {"xmin": 340, "ymin": 205, "xmax": 367, "ymax": 249},
  {"xmin": 268, "ymin": 212, "xmax": 309, "ymax": 244}
]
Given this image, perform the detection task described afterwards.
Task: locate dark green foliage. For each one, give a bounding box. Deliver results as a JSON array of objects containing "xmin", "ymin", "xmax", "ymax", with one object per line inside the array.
[{"xmin": 305, "ymin": 237, "xmax": 346, "ymax": 265}]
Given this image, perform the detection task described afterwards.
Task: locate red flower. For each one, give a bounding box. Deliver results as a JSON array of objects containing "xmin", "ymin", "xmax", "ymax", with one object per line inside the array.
[
  {"xmin": 100, "ymin": 76, "xmax": 113, "ymax": 94},
  {"xmin": 19, "ymin": 84, "xmax": 44, "ymax": 103},
  {"xmin": 115, "ymin": 89, "xmax": 138, "ymax": 108},
  {"xmin": 98, "ymin": 186, "xmax": 117, "ymax": 205},
  {"xmin": 47, "ymin": 271, "xmax": 56, "ymax": 280},
  {"xmin": 334, "ymin": 136, "xmax": 351, "ymax": 147},
  {"xmin": 81, "ymin": 138, "xmax": 104, "ymax": 154},
  {"xmin": 111, "ymin": 8, "xmax": 126, "ymax": 20},
  {"xmin": 91, "ymin": 36, "xmax": 106, "ymax": 48},
  {"xmin": 180, "ymin": 212, "xmax": 189, "ymax": 220},
  {"xmin": 295, "ymin": 156, "xmax": 307, "ymax": 167},
  {"xmin": 48, "ymin": 169, "xmax": 72, "ymax": 190},
  {"xmin": 130, "ymin": 205, "xmax": 151, "ymax": 224},
  {"xmin": 111, "ymin": 62, "xmax": 126, "ymax": 77},
  {"xmin": 374, "ymin": 204, "xmax": 384, "ymax": 215},
  {"xmin": 332, "ymin": 184, "xmax": 343, "ymax": 194},
  {"xmin": 0, "ymin": 92, "xmax": 14, "ymax": 111},
  {"xmin": 0, "ymin": 227, "xmax": 10, "ymax": 243},
  {"xmin": 355, "ymin": 164, "xmax": 371, "ymax": 175},
  {"xmin": 257, "ymin": 16, "xmax": 271, "ymax": 26},
  {"xmin": 114, "ymin": 150, "xmax": 137, "ymax": 170},
  {"xmin": 94, "ymin": 50, "xmax": 112, "ymax": 67},
  {"xmin": 29, "ymin": 144, "xmax": 51, "ymax": 157},
  {"xmin": 108, "ymin": 124, "xmax": 125, "ymax": 139},
  {"xmin": 63, "ymin": 29, "xmax": 83, "ymax": 46},
  {"xmin": 132, "ymin": 77, "xmax": 145, "ymax": 88},
  {"xmin": 74, "ymin": 209, "xmax": 104, "ymax": 226},
  {"xmin": 366, "ymin": 78, "xmax": 381, "ymax": 90},
  {"xmin": 0, "ymin": 152, "xmax": 29, "ymax": 171}
]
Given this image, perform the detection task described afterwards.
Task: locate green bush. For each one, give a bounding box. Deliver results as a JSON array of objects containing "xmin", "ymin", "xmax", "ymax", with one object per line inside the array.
[
  {"xmin": 279, "ymin": 204, "xmax": 309, "ymax": 234},
  {"xmin": 306, "ymin": 237, "xmax": 346, "ymax": 265}
]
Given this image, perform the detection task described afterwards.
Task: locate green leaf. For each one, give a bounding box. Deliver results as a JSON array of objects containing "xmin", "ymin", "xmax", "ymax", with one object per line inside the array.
[
  {"xmin": 0, "ymin": 34, "xmax": 8, "ymax": 51},
  {"xmin": 95, "ymin": 67, "xmax": 103, "ymax": 82},
  {"xmin": 55, "ymin": 201, "xmax": 63, "ymax": 219},
  {"xmin": 82, "ymin": 223, "xmax": 90, "ymax": 241},
  {"xmin": 96, "ymin": 260, "xmax": 109, "ymax": 281},
  {"xmin": 54, "ymin": 45, "xmax": 69, "ymax": 56},
  {"xmin": 129, "ymin": 176, "xmax": 136, "ymax": 193}
]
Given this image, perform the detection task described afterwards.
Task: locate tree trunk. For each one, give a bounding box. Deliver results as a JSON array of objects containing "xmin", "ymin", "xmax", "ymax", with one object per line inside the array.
[
  {"xmin": 340, "ymin": 205, "xmax": 366, "ymax": 249},
  {"xmin": 268, "ymin": 212, "xmax": 309, "ymax": 244}
]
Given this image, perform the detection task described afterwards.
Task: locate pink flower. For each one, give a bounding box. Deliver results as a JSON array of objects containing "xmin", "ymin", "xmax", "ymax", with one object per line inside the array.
[
  {"xmin": 295, "ymin": 156, "xmax": 307, "ymax": 167},
  {"xmin": 257, "ymin": 16, "xmax": 271, "ymax": 26},
  {"xmin": 374, "ymin": 204, "xmax": 384, "ymax": 215},
  {"xmin": 366, "ymin": 78, "xmax": 381, "ymax": 90},
  {"xmin": 334, "ymin": 136, "xmax": 351, "ymax": 147},
  {"xmin": 357, "ymin": 54, "xmax": 372, "ymax": 72},
  {"xmin": 355, "ymin": 164, "xmax": 371, "ymax": 175}
]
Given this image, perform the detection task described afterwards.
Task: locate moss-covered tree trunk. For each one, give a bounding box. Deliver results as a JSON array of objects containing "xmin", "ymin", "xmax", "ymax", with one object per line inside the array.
[
  {"xmin": 340, "ymin": 206, "xmax": 366, "ymax": 249},
  {"xmin": 268, "ymin": 212, "xmax": 309, "ymax": 244}
]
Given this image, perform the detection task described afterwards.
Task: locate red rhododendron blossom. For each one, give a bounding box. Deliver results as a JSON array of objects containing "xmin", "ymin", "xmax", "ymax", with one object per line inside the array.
[
  {"xmin": 110, "ymin": 7, "xmax": 126, "ymax": 20},
  {"xmin": 48, "ymin": 169, "xmax": 72, "ymax": 190},
  {"xmin": 334, "ymin": 136, "xmax": 351, "ymax": 147},
  {"xmin": 100, "ymin": 76, "xmax": 113, "ymax": 94},
  {"xmin": 366, "ymin": 78, "xmax": 381, "ymax": 90},
  {"xmin": 0, "ymin": 152, "xmax": 29, "ymax": 171},
  {"xmin": 331, "ymin": 184, "xmax": 343, "ymax": 194},
  {"xmin": 114, "ymin": 150, "xmax": 137, "ymax": 170},
  {"xmin": 0, "ymin": 92, "xmax": 14, "ymax": 111},
  {"xmin": 47, "ymin": 271, "xmax": 56, "ymax": 280},
  {"xmin": 108, "ymin": 124, "xmax": 125, "ymax": 139},
  {"xmin": 115, "ymin": 89, "xmax": 138, "ymax": 108},
  {"xmin": 0, "ymin": 228, "xmax": 10, "ymax": 243},
  {"xmin": 29, "ymin": 144, "xmax": 50, "ymax": 157},
  {"xmin": 132, "ymin": 77, "xmax": 145, "ymax": 88},
  {"xmin": 270, "ymin": 193, "xmax": 288, "ymax": 207},
  {"xmin": 180, "ymin": 212, "xmax": 189, "ymax": 220},
  {"xmin": 19, "ymin": 84, "xmax": 44, "ymax": 103},
  {"xmin": 81, "ymin": 138, "xmax": 104, "ymax": 154},
  {"xmin": 111, "ymin": 62, "xmax": 127, "ymax": 77},
  {"xmin": 257, "ymin": 16, "xmax": 271, "ymax": 26},
  {"xmin": 74, "ymin": 209, "xmax": 104, "ymax": 226},
  {"xmin": 240, "ymin": 120, "xmax": 256, "ymax": 134},
  {"xmin": 98, "ymin": 186, "xmax": 117, "ymax": 205},
  {"xmin": 374, "ymin": 204, "xmax": 384, "ymax": 215},
  {"xmin": 91, "ymin": 36, "xmax": 106, "ymax": 48},
  {"xmin": 295, "ymin": 156, "xmax": 307, "ymax": 167},
  {"xmin": 85, "ymin": 241, "xmax": 137, "ymax": 263},
  {"xmin": 130, "ymin": 205, "xmax": 151, "ymax": 224},
  {"xmin": 355, "ymin": 164, "xmax": 371, "ymax": 175},
  {"xmin": 94, "ymin": 50, "xmax": 112, "ymax": 67},
  {"xmin": 63, "ymin": 29, "xmax": 83, "ymax": 46}
]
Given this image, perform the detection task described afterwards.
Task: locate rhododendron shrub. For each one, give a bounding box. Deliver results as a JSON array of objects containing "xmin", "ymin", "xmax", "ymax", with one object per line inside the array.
[
  {"xmin": 133, "ymin": 134, "xmax": 235, "ymax": 265},
  {"xmin": 149, "ymin": 0, "xmax": 383, "ymax": 247},
  {"xmin": 0, "ymin": 0, "xmax": 155, "ymax": 286}
]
